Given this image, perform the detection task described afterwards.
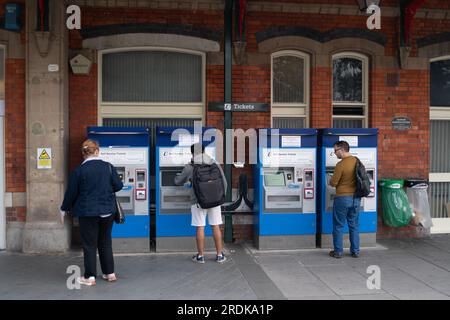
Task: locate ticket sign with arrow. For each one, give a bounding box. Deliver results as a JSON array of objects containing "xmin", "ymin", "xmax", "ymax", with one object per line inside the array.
[{"xmin": 37, "ymin": 148, "xmax": 52, "ymax": 169}]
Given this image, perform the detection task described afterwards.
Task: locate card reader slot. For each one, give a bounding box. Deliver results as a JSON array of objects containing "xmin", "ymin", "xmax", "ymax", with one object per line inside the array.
[
  {"xmin": 267, "ymin": 195, "xmax": 301, "ymax": 202},
  {"xmin": 116, "ymin": 196, "xmax": 131, "ymax": 204},
  {"xmin": 163, "ymin": 195, "xmax": 191, "ymax": 203}
]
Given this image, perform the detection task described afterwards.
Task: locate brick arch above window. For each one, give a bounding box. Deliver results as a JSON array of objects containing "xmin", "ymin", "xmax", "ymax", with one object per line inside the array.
[
  {"xmin": 258, "ymin": 35, "xmax": 384, "ymax": 68},
  {"xmin": 81, "ymin": 23, "xmax": 221, "ymax": 52},
  {"xmin": 256, "ymin": 27, "xmax": 387, "ymax": 46},
  {"xmin": 418, "ymin": 33, "xmax": 450, "ymax": 61}
]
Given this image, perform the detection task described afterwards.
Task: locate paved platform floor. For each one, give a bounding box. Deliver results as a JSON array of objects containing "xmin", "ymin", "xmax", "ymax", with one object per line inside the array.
[{"xmin": 1, "ymin": 235, "xmax": 450, "ymax": 300}]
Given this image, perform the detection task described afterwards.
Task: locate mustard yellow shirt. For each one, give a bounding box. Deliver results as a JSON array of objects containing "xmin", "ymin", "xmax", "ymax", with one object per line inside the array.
[{"xmin": 330, "ymin": 156, "xmax": 357, "ymax": 196}]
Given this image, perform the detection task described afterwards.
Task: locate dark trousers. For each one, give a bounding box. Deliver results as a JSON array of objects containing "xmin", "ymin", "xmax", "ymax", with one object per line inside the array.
[{"xmin": 78, "ymin": 215, "xmax": 114, "ymax": 278}]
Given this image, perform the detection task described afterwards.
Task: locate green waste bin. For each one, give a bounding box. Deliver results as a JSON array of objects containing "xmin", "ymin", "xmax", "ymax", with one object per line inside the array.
[{"xmin": 379, "ymin": 179, "xmax": 413, "ymax": 227}]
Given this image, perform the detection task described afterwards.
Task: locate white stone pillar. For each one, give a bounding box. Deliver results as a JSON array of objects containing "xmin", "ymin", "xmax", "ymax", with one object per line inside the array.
[{"xmin": 22, "ymin": 0, "xmax": 70, "ymax": 253}]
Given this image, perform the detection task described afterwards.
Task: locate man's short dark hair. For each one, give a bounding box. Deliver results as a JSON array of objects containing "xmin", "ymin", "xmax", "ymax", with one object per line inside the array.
[
  {"xmin": 191, "ymin": 143, "xmax": 205, "ymax": 155},
  {"xmin": 333, "ymin": 141, "xmax": 350, "ymax": 152}
]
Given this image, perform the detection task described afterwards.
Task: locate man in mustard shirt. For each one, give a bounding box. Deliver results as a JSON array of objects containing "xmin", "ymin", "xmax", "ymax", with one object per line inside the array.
[{"xmin": 328, "ymin": 141, "xmax": 361, "ymax": 259}]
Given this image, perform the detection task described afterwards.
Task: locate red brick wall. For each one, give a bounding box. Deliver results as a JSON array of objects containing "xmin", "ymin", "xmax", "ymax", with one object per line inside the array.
[
  {"xmin": 69, "ymin": 64, "xmax": 98, "ymax": 171},
  {"xmin": 374, "ymin": 69, "xmax": 429, "ymax": 179},
  {"xmin": 232, "ymin": 224, "xmax": 254, "ymax": 244},
  {"xmin": 69, "ymin": 7, "xmax": 223, "ymax": 50},
  {"xmin": 2, "ymin": 0, "xmax": 26, "ymax": 223},
  {"xmin": 311, "ymin": 67, "xmax": 332, "ymax": 128},
  {"xmin": 5, "ymin": 59, "xmax": 26, "ymax": 193},
  {"xmin": 5, "ymin": 207, "xmax": 26, "ymax": 223},
  {"xmin": 5, "ymin": 58, "xmax": 26, "ymax": 225}
]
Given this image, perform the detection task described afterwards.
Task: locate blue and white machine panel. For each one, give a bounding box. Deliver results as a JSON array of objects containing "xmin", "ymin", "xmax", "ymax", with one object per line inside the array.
[
  {"xmin": 87, "ymin": 127, "xmax": 150, "ymax": 239},
  {"xmin": 319, "ymin": 128, "xmax": 378, "ymax": 236},
  {"xmin": 156, "ymin": 126, "xmax": 217, "ymax": 239},
  {"xmin": 254, "ymin": 129, "xmax": 318, "ymax": 238}
]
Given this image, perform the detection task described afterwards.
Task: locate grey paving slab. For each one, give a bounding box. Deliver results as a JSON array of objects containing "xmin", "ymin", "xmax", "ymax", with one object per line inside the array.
[
  {"xmin": 291, "ymin": 296, "xmax": 341, "ymax": 300},
  {"xmin": 308, "ymin": 264, "xmax": 388, "ymax": 296},
  {"xmin": 254, "ymin": 255, "xmax": 337, "ymax": 298},
  {"xmin": 294, "ymin": 251, "xmax": 352, "ymax": 267},
  {"xmin": 343, "ymin": 264, "xmax": 448, "ymax": 298},
  {"xmin": 392, "ymin": 263, "xmax": 450, "ymax": 296},
  {"xmin": 393, "ymin": 292, "xmax": 450, "ymax": 300},
  {"xmin": 340, "ymin": 294, "xmax": 398, "ymax": 300},
  {"xmin": 228, "ymin": 245, "xmax": 286, "ymax": 300}
]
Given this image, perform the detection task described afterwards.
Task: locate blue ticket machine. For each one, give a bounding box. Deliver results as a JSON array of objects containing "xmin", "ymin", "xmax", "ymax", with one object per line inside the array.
[
  {"xmin": 318, "ymin": 128, "xmax": 378, "ymax": 249},
  {"xmin": 87, "ymin": 127, "xmax": 151, "ymax": 252},
  {"xmin": 253, "ymin": 129, "xmax": 318, "ymax": 249},
  {"xmin": 155, "ymin": 126, "xmax": 219, "ymax": 252}
]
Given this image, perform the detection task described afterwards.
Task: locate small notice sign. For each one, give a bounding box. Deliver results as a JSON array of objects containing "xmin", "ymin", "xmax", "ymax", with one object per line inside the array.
[
  {"xmin": 392, "ymin": 117, "xmax": 411, "ymax": 130},
  {"xmin": 339, "ymin": 136, "xmax": 358, "ymax": 147},
  {"xmin": 178, "ymin": 134, "xmax": 200, "ymax": 147},
  {"xmin": 281, "ymin": 135, "xmax": 301, "ymax": 148},
  {"xmin": 37, "ymin": 148, "xmax": 52, "ymax": 169}
]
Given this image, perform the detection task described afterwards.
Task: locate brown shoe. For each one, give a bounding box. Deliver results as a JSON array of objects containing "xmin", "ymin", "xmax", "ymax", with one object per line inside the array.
[{"xmin": 329, "ymin": 250, "xmax": 343, "ymax": 259}]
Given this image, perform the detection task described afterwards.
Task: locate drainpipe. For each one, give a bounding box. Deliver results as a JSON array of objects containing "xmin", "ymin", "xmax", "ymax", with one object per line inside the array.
[{"xmin": 224, "ymin": 0, "xmax": 233, "ymax": 243}]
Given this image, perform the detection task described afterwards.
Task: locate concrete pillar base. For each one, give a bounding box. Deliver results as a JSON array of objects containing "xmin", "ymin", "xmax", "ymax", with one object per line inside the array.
[
  {"xmin": 22, "ymin": 222, "xmax": 71, "ymax": 253},
  {"xmin": 6, "ymin": 222, "xmax": 25, "ymax": 252}
]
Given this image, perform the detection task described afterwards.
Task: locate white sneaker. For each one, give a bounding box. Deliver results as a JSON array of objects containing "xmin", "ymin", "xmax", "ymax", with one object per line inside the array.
[
  {"xmin": 76, "ymin": 276, "xmax": 96, "ymax": 286},
  {"xmin": 215, "ymin": 253, "xmax": 227, "ymax": 263},
  {"xmin": 102, "ymin": 273, "xmax": 117, "ymax": 282}
]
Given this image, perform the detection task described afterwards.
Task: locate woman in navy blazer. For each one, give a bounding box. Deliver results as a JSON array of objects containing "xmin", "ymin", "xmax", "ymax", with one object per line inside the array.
[{"xmin": 61, "ymin": 139, "xmax": 123, "ymax": 286}]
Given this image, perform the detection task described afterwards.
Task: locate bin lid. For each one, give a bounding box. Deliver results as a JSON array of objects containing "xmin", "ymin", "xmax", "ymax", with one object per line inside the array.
[
  {"xmin": 405, "ymin": 179, "xmax": 428, "ymax": 188},
  {"xmin": 379, "ymin": 179, "xmax": 404, "ymax": 189}
]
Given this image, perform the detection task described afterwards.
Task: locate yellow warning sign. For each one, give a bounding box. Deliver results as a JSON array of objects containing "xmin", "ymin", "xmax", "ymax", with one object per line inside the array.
[
  {"xmin": 37, "ymin": 148, "xmax": 52, "ymax": 169},
  {"xmin": 39, "ymin": 149, "xmax": 51, "ymax": 160}
]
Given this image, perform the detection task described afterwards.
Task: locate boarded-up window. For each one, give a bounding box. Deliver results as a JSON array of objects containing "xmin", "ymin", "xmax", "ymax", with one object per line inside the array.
[{"xmin": 102, "ymin": 51, "xmax": 202, "ymax": 103}]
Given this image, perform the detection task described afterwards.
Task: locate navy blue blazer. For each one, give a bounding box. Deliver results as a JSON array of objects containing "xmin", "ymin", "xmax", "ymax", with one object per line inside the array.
[{"xmin": 61, "ymin": 159, "xmax": 124, "ymax": 217}]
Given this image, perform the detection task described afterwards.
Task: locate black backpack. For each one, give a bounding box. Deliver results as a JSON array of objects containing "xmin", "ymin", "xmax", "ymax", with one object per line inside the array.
[
  {"xmin": 192, "ymin": 162, "xmax": 226, "ymax": 209},
  {"xmin": 354, "ymin": 157, "xmax": 371, "ymax": 198}
]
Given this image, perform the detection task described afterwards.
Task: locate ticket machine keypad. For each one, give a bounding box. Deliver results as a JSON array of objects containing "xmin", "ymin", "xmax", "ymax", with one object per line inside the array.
[
  {"xmin": 303, "ymin": 169, "xmax": 314, "ymax": 199},
  {"xmin": 135, "ymin": 169, "xmax": 147, "ymax": 200}
]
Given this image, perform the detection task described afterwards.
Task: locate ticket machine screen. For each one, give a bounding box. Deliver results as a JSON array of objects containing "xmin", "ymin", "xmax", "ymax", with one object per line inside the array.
[
  {"xmin": 159, "ymin": 167, "xmax": 191, "ymax": 213},
  {"xmin": 264, "ymin": 172, "xmax": 285, "ymax": 187},
  {"xmin": 262, "ymin": 168, "xmax": 303, "ymax": 212},
  {"xmin": 161, "ymin": 170, "xmax": 181, "ymax": 187}
]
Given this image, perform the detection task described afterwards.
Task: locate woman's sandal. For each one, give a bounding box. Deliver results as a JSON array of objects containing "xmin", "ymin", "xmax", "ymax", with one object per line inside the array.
[{"xmin": 102, "ymin": 274, "xmax": 117, "ymax": 282}]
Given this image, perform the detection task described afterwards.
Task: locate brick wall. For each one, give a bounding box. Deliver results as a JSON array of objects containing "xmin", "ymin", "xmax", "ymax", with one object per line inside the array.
[
  {"xmin": 232, "ymin": 223, "xmax": 254, "ymax": 244},
  {"xmin": 2, "ymin": 0, "xmax": 26, "ymax": 223},
  {"xmin": 5, "ymin": 207, "xmax": 26, "ymax": 223},
  {"xmin": 5, "ymin": 59, "xmax": 26, "ymax": 223},
  {"xmin": 5, "ymin": 59, "xmax": 26, "ymax": 194},
  {"xmin": 310, "ymin": 67, "xmax": 333, "ymax": 128},
  {"xmin": 69, "ymin": 64, "xmax": 98, "ymax": 171}
]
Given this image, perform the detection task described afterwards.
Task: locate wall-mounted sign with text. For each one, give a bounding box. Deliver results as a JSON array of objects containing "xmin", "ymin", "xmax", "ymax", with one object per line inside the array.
[{"xmin": 208, "ymin": 102, "xmax": 270, "ymax": 112}]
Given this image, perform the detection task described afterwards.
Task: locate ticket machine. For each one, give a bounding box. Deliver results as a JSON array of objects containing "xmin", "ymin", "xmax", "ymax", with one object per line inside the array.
[
  {"xmin": 155, "ymin": 126, "xmax": 218, "ymax": 252},
  {"xmin": 87, "ymin": 127, "xmax": 151, "ymax": 252},
  {"xmin": 253, "ymin": 129, "xmax": 318, "ymax": 249},
  {"xmin": 318, "ymin": 128, "xmax": 378, "ymax": 248}
]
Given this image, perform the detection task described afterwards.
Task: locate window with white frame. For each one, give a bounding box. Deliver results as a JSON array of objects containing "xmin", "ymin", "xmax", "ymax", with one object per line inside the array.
[
  {"xmin": 429, "ymin": 56, "xmax": 450, "ymax": 228},
  {"xmin": 332, "ymin": 52, "xmax": 368, "ymax": 128},
  {"xmin": 99, "ymin": 48, "xmax": 205, "ymax": 122},
  {"xmin": 271, "ymin": 51, "xmax": 310, "ymax": 128},
  {"xmin": 430, "ymin": 56, "xmax": 450, "ymax": 108},
  {"xmin": 0, "ymin": 46, "xmax": 5, "ymax": 250}
]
